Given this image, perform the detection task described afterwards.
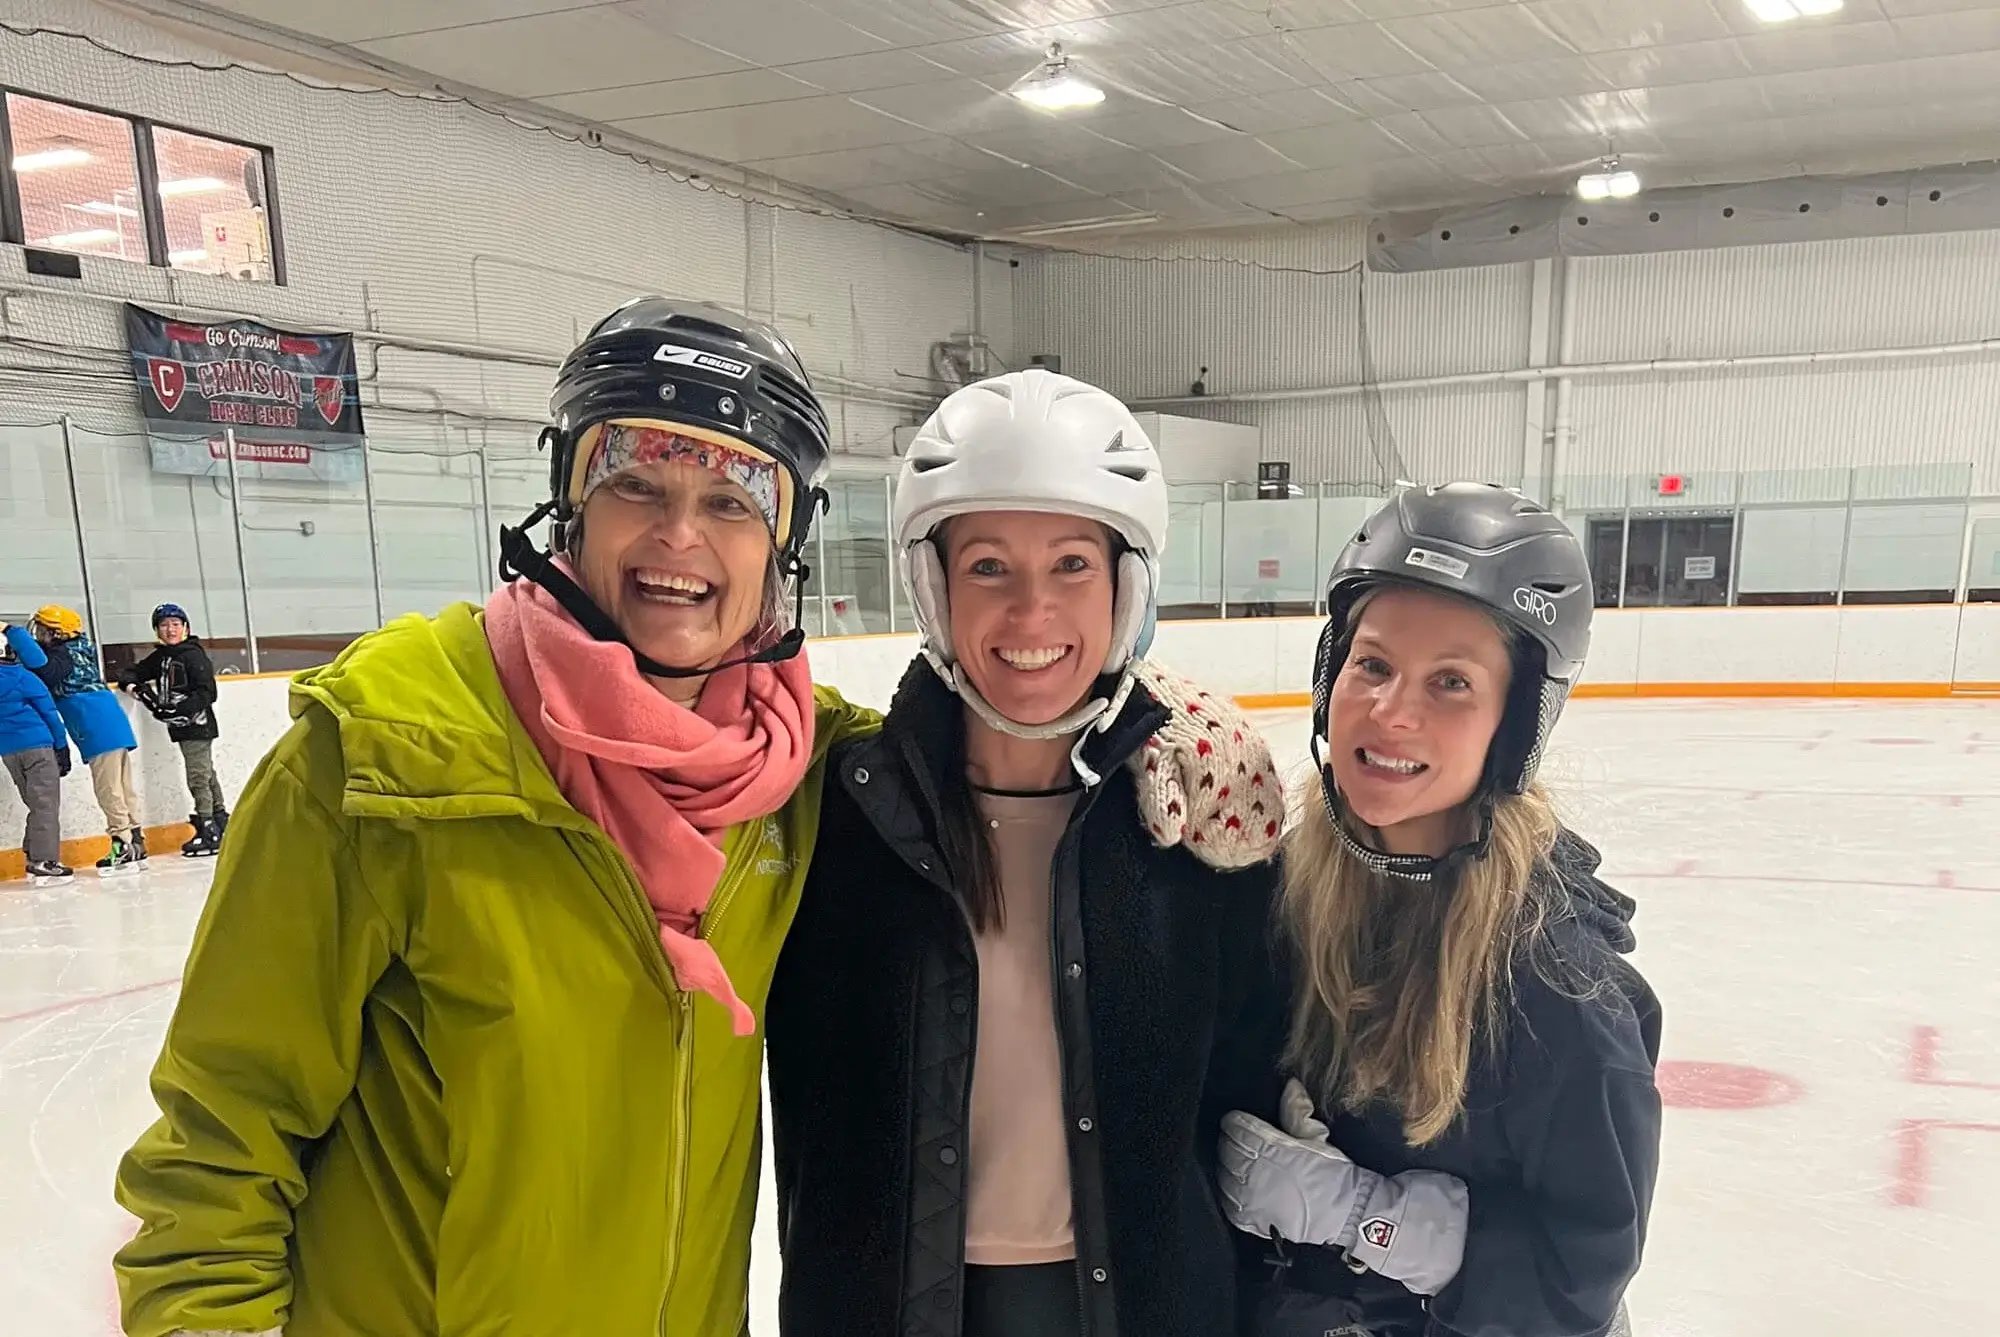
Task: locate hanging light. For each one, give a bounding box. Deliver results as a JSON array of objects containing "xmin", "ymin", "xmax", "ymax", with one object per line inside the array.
[
  {"xmin": 1009, "ymin": 43, "xmax": 1106, "ymax": 112},
  {"xmin": 1576, "ymin": 156, "xmax": 1641, "ymax": 201},
  {"xmin": 1744, "ymin": 0, "xmax": 1843, "ymax": 22}
]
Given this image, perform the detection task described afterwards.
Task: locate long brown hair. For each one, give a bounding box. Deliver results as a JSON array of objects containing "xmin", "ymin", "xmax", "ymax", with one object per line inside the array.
[{"xmin": 1281, "ymin": 769, "xmax": 1561, "ymax": 1146}]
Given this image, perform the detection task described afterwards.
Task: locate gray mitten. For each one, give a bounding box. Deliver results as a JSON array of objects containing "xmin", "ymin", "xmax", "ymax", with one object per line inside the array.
[{"xmin": 1218, "ymin": 1079, "xmax": 1470, "ymax": 1297}]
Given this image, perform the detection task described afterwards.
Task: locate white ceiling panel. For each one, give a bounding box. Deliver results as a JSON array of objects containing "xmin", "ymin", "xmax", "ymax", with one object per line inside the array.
[
  {"xmin": 1189, "ymin": 87, "xmax": 1366, "ymax": 134},
  {"xmin": 189, "ymin": 0, "xmax": 592, "ymax": 44},
  {"xmin": 1583, "ymin": 38, "xmax": 1758, "ymax": 90},
  {"xmin": 778, "ymin": 49, "xmax": 961, "ymax": 93},
  {"xmin": 1151, "ymin": 137, "xmax": 1312, "ymax": 184},
  {"xmin": 1083, "ymin": 105, "xmax": 1245, "ymax": 152},
  {"xmin": 616, "ymin": 96, "xmax": 933, "ymax": 161},
  {"xmin": 539, "ymin": 68, "xmax": 823, "ymax": 121},
  {"xmin": 635, "ymin": 0, "xmax": 888, "ymax": 65},
  {"xmin": 150, "ymin": 0, "xmax": 2000, "ymax": 238},
  {"xmin": 355, "ymin": 6, "xmax": 745, "ymax": 98},
  {"xmin": 1529, "ymin": 0, "xmax": 1740, "ymax": 55},
  {"xmin": 1338, "ymin": 70, "xmax": 1486, "ymax": 112},
  {"xmin": 1375, "ymin": 8, "xmax": 1581, "ymax": 69}
]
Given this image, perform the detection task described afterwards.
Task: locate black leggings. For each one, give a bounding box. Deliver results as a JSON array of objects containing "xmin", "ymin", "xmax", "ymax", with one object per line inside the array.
[{"xmin": 963, "ymin": 1262, "xmax": 1084, "ymax": 1337}]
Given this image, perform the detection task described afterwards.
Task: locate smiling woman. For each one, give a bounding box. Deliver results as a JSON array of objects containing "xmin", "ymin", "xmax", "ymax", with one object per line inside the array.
[
  {"xmin": 110, "ymin": 298, "xmax": 884, "ymax": 1337},
  {"xmin": 767, "ymin": 369, "xmax": 1291, "ymax": 1337}
]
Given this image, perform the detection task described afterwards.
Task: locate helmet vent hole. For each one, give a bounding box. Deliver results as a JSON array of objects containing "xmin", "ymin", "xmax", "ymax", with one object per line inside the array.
[
  {"xmin": 1532, "ymin": 580, "xmax": 1574, "ymax": 595},
  {"xmin": 1105, "ymin": 464, "xmax": 1152, "ymax": 483},
  {"xmin": 908, "ymin": 456, "xmax": 952, "ymax": 474}
]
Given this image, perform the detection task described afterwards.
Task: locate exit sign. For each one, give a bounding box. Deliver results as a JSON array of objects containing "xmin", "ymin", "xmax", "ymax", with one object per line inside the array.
[{"xmin": 1653, "ymin": 474, "xmax": 1688, "ymax": 496}]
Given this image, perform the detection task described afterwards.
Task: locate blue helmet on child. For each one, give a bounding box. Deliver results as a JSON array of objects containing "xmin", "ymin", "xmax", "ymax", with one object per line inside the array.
[{"xmin": 152, "ymin": 603, "xmax": 190, "ymax": 630}]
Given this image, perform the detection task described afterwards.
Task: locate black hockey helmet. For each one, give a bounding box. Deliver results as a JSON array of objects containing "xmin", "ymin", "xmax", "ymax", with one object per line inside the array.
[
  {"xmin": 544, "ymin": 296, "xmax": 831, "ymax": 563},
  {"xmin": 1310, "ymin": 483, "xmax": 1593, "ymax": 877},
  {"xmin": 499, "ymin": 298, "xmax": 835, "ymax": 680}
]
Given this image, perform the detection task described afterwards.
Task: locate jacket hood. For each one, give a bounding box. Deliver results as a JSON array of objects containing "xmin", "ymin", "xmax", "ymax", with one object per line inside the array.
[
  {"xmin": 1544, "ymin": 829, "xmax": 1638, "ymax": 954},
  {"xmin": 289, "ymin": 603, "xmax": 579, "ymax": 826}
]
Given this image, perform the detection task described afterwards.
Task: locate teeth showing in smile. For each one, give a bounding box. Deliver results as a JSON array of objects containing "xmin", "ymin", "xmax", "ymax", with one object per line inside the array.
[
  {"xmin": 1360, "ymin": 747, "xmax": 1426, "ymax": 775},
  {"xmin": 634, "ymin": 569, "xmax": 712, "ymax": 602},
  {"xmin": 997, "ymin": 646, "xmax": 1071, "ymax": 671}
]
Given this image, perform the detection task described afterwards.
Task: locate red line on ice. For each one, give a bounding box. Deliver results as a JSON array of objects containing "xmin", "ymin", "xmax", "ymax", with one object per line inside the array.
[
  {"xmin": 1893, "ymin": 1120, "xmax": 2000, "ymax": 1208},
  {"xmin": 0, "ymin": 976, "xmax": 180, "ymax": 1026},
  {"xmin": 1906, "ymin": 1025, "xmax": 2000, "ymax": 1091}
]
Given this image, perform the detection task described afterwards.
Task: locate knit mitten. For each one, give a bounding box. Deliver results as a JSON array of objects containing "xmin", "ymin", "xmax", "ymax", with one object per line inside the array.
[{"xmin": 1126, "ymin": 659, "xmax": 1284, "ymax": 870}]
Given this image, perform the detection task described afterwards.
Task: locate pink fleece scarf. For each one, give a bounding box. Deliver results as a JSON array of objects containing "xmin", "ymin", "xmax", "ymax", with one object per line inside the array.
[{"xmin": 484, "ymin": 563, "xmax": 814, "ymax": 1035}]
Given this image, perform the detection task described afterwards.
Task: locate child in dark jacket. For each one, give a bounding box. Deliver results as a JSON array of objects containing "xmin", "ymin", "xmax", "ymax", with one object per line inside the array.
[
  {"xmin": 2, "ymin": 622, "xmax": 73, "ymax": 881},
  {"xmin": 120, "ymin": 603, "xmax": 228, "ymax": 858},
  {"xmin": 29, "ymin": 605, "xmax": 146, "ymax": 869}
]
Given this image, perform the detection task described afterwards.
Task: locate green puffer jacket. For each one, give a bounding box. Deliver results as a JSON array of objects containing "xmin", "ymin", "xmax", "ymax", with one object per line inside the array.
[{"xmin": 113, "ymin": 603, "xmax": 880, "ymax": 1337}]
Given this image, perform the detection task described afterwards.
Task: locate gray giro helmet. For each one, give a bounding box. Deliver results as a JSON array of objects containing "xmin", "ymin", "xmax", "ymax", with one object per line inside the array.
[{"xmin": 1310, "ymin": 482, "xmax": 1593, "ymax": 877}]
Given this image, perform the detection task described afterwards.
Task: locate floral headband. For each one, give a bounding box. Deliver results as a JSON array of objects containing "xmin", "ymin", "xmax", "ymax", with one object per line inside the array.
[{"xmin": 578, "ymin": 420, "xmax": 784, "ymax": 538}]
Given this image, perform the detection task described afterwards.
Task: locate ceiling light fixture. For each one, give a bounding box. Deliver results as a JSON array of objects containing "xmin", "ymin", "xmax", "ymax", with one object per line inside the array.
[
  {"xmin": 13, "ymin": 146, "xmax": 93, "ymax": 172},
  {"xmin": 159, "ymin": 176, "xmax": 229, "ymax": 197},
  {"xmin": 1009, "ymin": 43, "xmax": 1106, "ymax": 112},
  {"xmin": 35, "ymin": 228, "xmax": 120, "ymax": 248},
  {"xmin": 75, "ymin": 200, "xmax": 140, "ymax": 217},
  {"xmin": 1576, "ymin": 156, "xmax": 1641, "ymax": 201},
  {"xmin": 170, "ymin": 248, "xmax": 211, "ymax": 265},
  {"xmin": 1744, "ymin": 0, "xmax": 1843, "ymax": 22}
]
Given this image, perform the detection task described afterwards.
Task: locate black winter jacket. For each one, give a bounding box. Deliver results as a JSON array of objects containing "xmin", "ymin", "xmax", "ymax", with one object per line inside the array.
[
  {"xmin": 767, "ymin": 661, "xmax": 1286, "ymax": 1337},
  {"xmin": 122, "ymin": 638, "xmax": 219, "ymax": 742},
  {"xmin": 1255, "ymin": 831, "xmax": 1662, "ymax": 1337}
]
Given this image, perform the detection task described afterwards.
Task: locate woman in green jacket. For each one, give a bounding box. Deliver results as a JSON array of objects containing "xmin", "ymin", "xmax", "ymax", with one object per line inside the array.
[{"xmin": 113, "ymin": 299, "xmax": 877, "ymax": 1337}]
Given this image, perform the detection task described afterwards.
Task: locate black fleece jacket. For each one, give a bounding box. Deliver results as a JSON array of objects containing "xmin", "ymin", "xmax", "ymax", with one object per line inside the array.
[
  {"xmin": 122, "ymin": 638, "xmax": 219, "ymax": 742},
  {"xmin": 1258, "ymin": 831, "xmax": 1663, "ymax": 1337},
  {"xmin": 767, "ymin": 660, "xmax": 1285, "ymax": 1337}
]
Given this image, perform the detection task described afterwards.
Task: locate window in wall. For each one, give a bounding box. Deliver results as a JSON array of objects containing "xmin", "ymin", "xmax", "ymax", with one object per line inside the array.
[
  {"xmin": 1585, "ymin": 518, "xmax": 1626, "ymax": 608},
  {"xmin": 1967, "ymin": 518, "xmax": 2000, "ymax": 604},
  {"xmin": 151, "ymin": 124, "xmax": 276, "ymax": 282},
  {"xmin": 1618, "ymin": 514, "xmax": 1734, "ymax": 608},
  {"xmin": 7, "ymin": 93, "xmax": 145, "ymax": 263}
]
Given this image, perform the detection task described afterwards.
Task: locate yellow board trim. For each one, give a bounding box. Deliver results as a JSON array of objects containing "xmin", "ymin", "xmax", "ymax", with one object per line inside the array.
[
  {"xmin": 7, "ymin": 679, "xmax": 1995, "ymax": 880},
  {"xmin": 1, "ymin": 820, "xmax": 197, "ymax": 884}
]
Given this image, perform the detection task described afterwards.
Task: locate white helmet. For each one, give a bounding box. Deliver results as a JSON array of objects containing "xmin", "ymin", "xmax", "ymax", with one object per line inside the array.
[{"xmin": 895, "ymin": 369, "xmax": 1169, "ymax": 764}]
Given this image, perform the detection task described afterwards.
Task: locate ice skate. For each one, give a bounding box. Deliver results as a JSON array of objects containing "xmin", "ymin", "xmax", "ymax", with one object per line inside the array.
[
  {"xmin": 97, "ymin": 836, "xmax": 145, "ymax": 878},
  {"xmin": 128, "ymin": 827, "xmax": 150, "ymax": 862},
  {"xmin": 181, "ymin": 815, "xmax": 220, "ymax": 859},
  {"xmin": 27, "ymin": 859, "xmax": 74, "ymax": 886}
]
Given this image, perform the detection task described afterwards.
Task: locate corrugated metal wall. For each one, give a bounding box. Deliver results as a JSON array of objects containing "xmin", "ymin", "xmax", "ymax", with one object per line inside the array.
[
  {"xmin": 1016, "ymin": 218, "xmax": 2000, "ymax": 495},
  {"xmin": 1011, "ymin": 221, "xmax": 1532, "ymax": 484}
]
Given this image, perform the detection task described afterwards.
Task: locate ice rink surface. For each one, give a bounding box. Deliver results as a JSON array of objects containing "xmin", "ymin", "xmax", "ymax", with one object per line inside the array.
[{"xmin": 4, "ymin": 698, "xmax": 1996, "ymax": 1335}]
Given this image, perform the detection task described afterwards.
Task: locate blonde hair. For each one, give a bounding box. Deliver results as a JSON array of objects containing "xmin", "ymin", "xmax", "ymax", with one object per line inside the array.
[
  {"xmin": 1285, "ymin": 578, "xmax": 1565, "ymax": 1144},
  {"xmin": 1281, "ymin": 784, "xmax": 1560, "ymax": 1145}
]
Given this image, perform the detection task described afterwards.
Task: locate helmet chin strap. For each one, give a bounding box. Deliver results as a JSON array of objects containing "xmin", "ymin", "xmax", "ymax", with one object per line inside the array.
[
  {"xmin": 498, "ymin": 505, "xmax": 808, "ymax": 681},
  {"xmin": 924, "ymin": 646, "xmax": 1140, "ymax": 789},
  {"xmin": 1309, "ymin": 733, "xmax": 1495, "ymax": 883}
]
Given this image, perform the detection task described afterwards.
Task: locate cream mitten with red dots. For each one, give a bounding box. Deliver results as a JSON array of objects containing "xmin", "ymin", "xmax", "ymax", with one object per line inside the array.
[{"xmin": 1126, "ymin": 659, "xmax": 1284, "ymax": 870}]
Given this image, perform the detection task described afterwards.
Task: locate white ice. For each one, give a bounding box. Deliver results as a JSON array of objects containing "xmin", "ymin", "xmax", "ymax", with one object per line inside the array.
[{"xmin": 4, "ymin": 699, "xmax": 1997, "ymax": 1335}]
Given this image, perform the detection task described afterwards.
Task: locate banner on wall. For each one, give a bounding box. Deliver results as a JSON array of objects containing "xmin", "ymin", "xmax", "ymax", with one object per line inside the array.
[{"xmin": 124, "ymin": 303, "xmax": 366, "ymax": 482}]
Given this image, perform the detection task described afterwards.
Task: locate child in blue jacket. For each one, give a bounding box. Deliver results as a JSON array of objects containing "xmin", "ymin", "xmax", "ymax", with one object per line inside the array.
[
  {"xmin": 28, "ymin": 606, "xmax": 145, "ymax": 869},
  {"xmin": 2, "ymin": 621, "xmax": 73, "ymax": 881}
]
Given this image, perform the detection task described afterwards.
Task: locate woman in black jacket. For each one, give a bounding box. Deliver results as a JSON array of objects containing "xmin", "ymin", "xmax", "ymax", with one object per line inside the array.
[
  {"xmin": 1216, "ymin": 484, "xmax": 1662, "ymax": 1337},
  {"xmin": 767, "ymin": 369, "xmax": 1285, "ymax": 1337}
]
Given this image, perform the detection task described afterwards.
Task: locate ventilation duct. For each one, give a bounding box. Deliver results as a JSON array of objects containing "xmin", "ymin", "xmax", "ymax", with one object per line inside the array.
[{"xmin": 1370, "ymin": 159, "xmax": 2000, "ymax": 273}]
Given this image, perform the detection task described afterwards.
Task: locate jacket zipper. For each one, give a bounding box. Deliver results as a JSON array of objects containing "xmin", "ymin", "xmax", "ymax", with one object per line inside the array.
[
  {"xmin": 577, "ymin": 820, "xmax": 755, "ymax": 1337},
  {"xmin": 655, "ymin": 819, "xmax": 758, "ymax": 1335},
  {"xmin": 1049, "ymin": 819, "xmax": 1093, "ymax": 1337}
]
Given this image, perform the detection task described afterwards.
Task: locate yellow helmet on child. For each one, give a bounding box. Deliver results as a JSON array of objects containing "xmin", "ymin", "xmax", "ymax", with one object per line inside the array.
[{"xmin": 32, "ymin": 605, "xmax": 84, "ymax": 637}]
